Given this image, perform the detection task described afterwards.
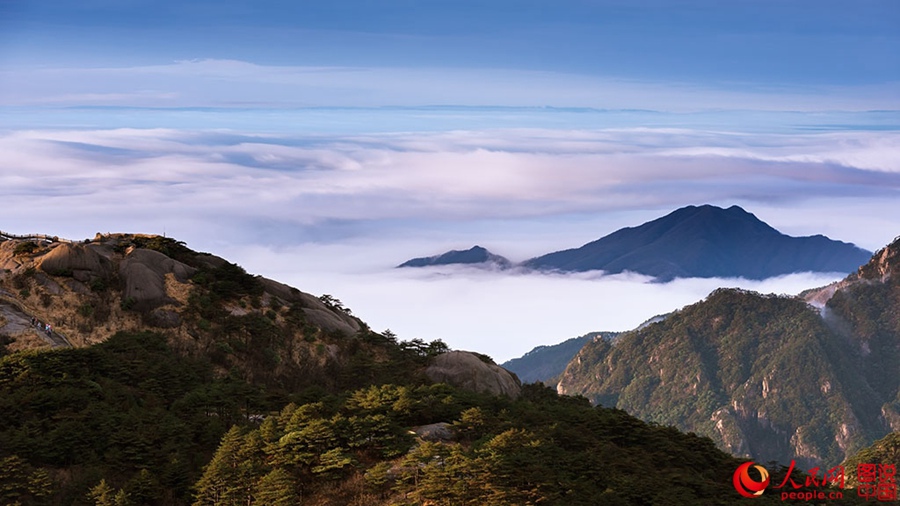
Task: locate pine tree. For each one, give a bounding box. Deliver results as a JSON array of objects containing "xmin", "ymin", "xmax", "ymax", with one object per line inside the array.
[
  {"xmin": 234, "ymin": 430, "xmax": 268, "ymax": 505},
  {"xmin": 125, "ymin": 469, "xmax": 160, "ymax": 505},
  {"xmin": 311, "ymin": 448, "xmax": 354, "ymax": 478},
  {"xmin": 1, "ymin": 455, "xmax": 52, "ymax": 505},
  {"xmin": 113, "ymin": 488, "xmax": 132, "ymax": 506},
  {"xmin": 254, "ymin": 468, "xmax": 299, "ymax": 506},
  {"xmin": 193, "ymin": 426, "xmax": 246, "ymax": 506},
  {"xmin": 88, "ymin": 480, "xmax": 115, "ymax": 506},
  {"xmin": 364, "ymin": 461, "xmax": 394, "ymax": 498}
]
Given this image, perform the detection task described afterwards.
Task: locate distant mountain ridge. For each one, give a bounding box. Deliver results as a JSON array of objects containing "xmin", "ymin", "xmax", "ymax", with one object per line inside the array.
[
  {"xmin": 501, "ymin": 314, "xmax": 671, "ymax": 385},
  {"xmin": 501, "ymin": 332, "xmax": 613, "ymax": 385},
  {"xmin": 399, "ymin": 205, "xmax": 872, "ymax": 281},
  {"xmin": 523, "ymin": 205, "xmax": 871, "ymax": 280},
  {"xmin": 398, "ymin": 245, "xmax": 511, "ymax": 268}
]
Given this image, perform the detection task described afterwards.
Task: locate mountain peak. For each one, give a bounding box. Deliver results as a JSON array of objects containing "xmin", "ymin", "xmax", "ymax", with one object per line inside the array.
[
  {"xmin": 856, "ymin": 235, "xmax": 900, "ymax": 281},
  {"xmin": 398, "ymin": 245, "xmax": 511, "ymax": 269},
  {"xmin": 523, "ymin": 204, "xmax": 870, "ymax": 280}
]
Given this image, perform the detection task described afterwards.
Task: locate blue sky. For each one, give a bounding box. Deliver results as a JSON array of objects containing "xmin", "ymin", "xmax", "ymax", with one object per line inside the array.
[
  {"xmin": 1, "ymin": 0, "xmax": 898, "ymax": 112},
  {"xmin": 1, "ymin": 1, "xmax": 899, "ymax": 360},
  {"xmin": 2, "ymin": 0, "xmax": 898, "ymax": 86}
]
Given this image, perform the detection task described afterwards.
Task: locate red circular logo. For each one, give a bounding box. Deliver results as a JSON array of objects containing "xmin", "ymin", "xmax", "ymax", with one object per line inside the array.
[{"xmin": 733, "ymin": 462, "xmax": 770, "ymax": 498}]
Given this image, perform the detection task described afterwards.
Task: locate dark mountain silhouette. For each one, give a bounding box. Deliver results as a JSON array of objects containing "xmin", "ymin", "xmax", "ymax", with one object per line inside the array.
[
  {"xmin": 398, "ymin": 245, "xmax": 511, "ymax": 268},
  {"xmin": 523, "ymin": 205, "xmax": 871, "ymax": 281}
]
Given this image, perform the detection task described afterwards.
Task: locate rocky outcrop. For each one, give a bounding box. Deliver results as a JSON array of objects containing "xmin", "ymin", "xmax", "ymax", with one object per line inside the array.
[
  {"xmin": 857, "ymin": 237, "xmax": 900, "ymax": 281},
  {"xmin": 411, "ymin": 422, "xmax": 454, "ymax": 442},
  {"xmin": 801, "ymin": 279, "xmax": 855, "ymax": 308},
  {"xmin": 193, "ymin": 253, "xmax": 228, "ymax": 270},
  {"xmin": 145, "ymin": 308, "xmax": 182, "ymax": 328},
  {"xmin": 259, "ymin": 277, "xmax": 301, "ymax": 302},
  {"xmin": 33, "ymin": 272, "xmax": 63, "ymax": 295},
  {"xmin": 300, "ymin": 308, "xmax": 360, "ymax": 336},
  {"xmin": 119, "ymin": 248, "xmax": 196, "ymax": 310},
  {"xmin": 38, "ymin": 243, "xmax": 111, "ymax": 279},
  {"xmin": 0, "ymin": 241, "xmax": 26, "ymax": 272},
  {"xmin": 425, "ymin": 351, "xmax": 522, "ymax": 399},
  {"xmin": 258, "ymin": 277, "xmax": 361, "ymax": 335},
  {"xmin": 802, "ymin": 236, "xmax": 900, "ymax": 308}
]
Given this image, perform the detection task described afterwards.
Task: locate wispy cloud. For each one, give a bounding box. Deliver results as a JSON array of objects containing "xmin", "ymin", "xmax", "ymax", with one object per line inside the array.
[
  {"xmin": 1, "ymin": 126, "xmax": 898, "ymax": 246},
  {"xmin": 2, "ymin": 60, "xmax": 899, "ymax": 110}
]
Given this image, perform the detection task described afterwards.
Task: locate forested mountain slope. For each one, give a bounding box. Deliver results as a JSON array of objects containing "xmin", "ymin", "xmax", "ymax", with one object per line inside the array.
[
  {"xmin": 557, "ymin": 236, "xmax": 900, "ymax": 469},
  {"xmin": 501, "ymin": 332, "xmax": 611, "ymax": 385}
]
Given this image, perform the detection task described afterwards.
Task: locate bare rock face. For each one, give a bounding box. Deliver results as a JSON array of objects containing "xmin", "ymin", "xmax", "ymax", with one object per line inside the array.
[
  {"xmin": 65, "ymin": 279, "xmax": 91, "ymax": 295},
  {"xmin": 259, "ymin": 277, "xmax": 300, "ymax": 302},
  {"xmin": 38, "ymin": 243, "xmax": 111, "ymax": 278},
  {"xmin": 125, "ymin": 249, "xmax": 195, "ymax": 282},
  {"xmin": 258, "ymin": 277, "xmax": 361, "ymax": 336},
  {"xmin": 0, "ymin": 299, "xmax": 33, "ymax": 336},
  {"xmin": 193, "ymin": 253, "xmax": 228, "ymax": 270},
  {"xmin": 0, "ymin": 241, "xmax": 24, "ymax": 272},
  {"xmin": 802, "ymin": 237, "xmax": 900, "ymax": 308},
  {"xmin": 411, "ymin": 422, "xmax": 454, "ymax": 442},
  {"xmin": 425, "ymin": 351, "xmax": 522, "ymax": 399},
  {"xmin": 33, "ymin": 272, "xmax": 63, "ymax": 295},
  {"xmin": 857, "ymin": 236, "xmax": 899, "ymax": 281},
  {"xmin": 145, "ymin": 308, "xmax": 182, "ymax": 328},
  {"xmin": 301, "ymin": 308, "xmax": 361, "ymax": 336},
  {"xmin": 119, "ymin": 248, "xmax": 196, "ymax": 310}
]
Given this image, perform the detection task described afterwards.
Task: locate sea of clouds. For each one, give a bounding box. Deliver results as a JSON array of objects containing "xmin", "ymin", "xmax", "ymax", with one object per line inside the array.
[
  {"xmin": 219, "ymin": 241, "xmax": 850, "ymax": 363},
  {"xmin": 2, "ymin": 118, "xmax": 897, "ymax": 361}
]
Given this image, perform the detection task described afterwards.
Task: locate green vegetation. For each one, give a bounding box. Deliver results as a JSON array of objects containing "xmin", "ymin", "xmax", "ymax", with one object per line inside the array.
[
  {"xmin": 0, "ymin": 328, "xmax": 797, "ymax": 506},
  {"xmin": 13, "ymin": 242, "xmax": 38, "ymax": 256},
  {"xmin": 502, "ymin": 331, "xmax": 617, "ymax": 385},
  {"xmin": 4, "ymin": 233, "xmax": 893, "ymax": 505},
  {"xmin": 114, "ymin": 236, "xmax": 195, "ymax": 266},
  {"xmin": 0, "ymin": 334, "xmax": 10, "ymax": 358},
  {"xmin": 191, "ymin": 262, "xmax": 263, "ymax": 302},
  {"xmin": 191, "ymin": 381, "xmax": 767, "ymax": 506},
  {"xmin": 843, "ymin": 432, "xmax": 900, "ymax": 487},
  {"xmin": 0, "ymin": 332, "xmax": 267, "ymax": 505},
  {"xmin": 45, "ymin": 268, "xmax": 74, "ymax": 278},
  {"xmin": 318, "ymin": 294, "xmax": 352, "ymax": 315},
  {"xmin": 558, "ymin": 287, "xmax": 895, "ymax": 467},
  {"xmin": 825, "ymin": 272, "xmax": 900, "ymax": 405}
]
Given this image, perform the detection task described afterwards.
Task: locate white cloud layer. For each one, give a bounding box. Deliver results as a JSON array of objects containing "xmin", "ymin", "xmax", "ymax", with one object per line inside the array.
[
  {"xmin": 1, "ymin": 126, "xmax": 898, "ymax": 248},
  {"xmin": 2, "ymin": 124, "xmax": 897, "ymax": 361},
  {"xmin": 217, "ymin": 241, "xmax": 850, "ymax": 363}
]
